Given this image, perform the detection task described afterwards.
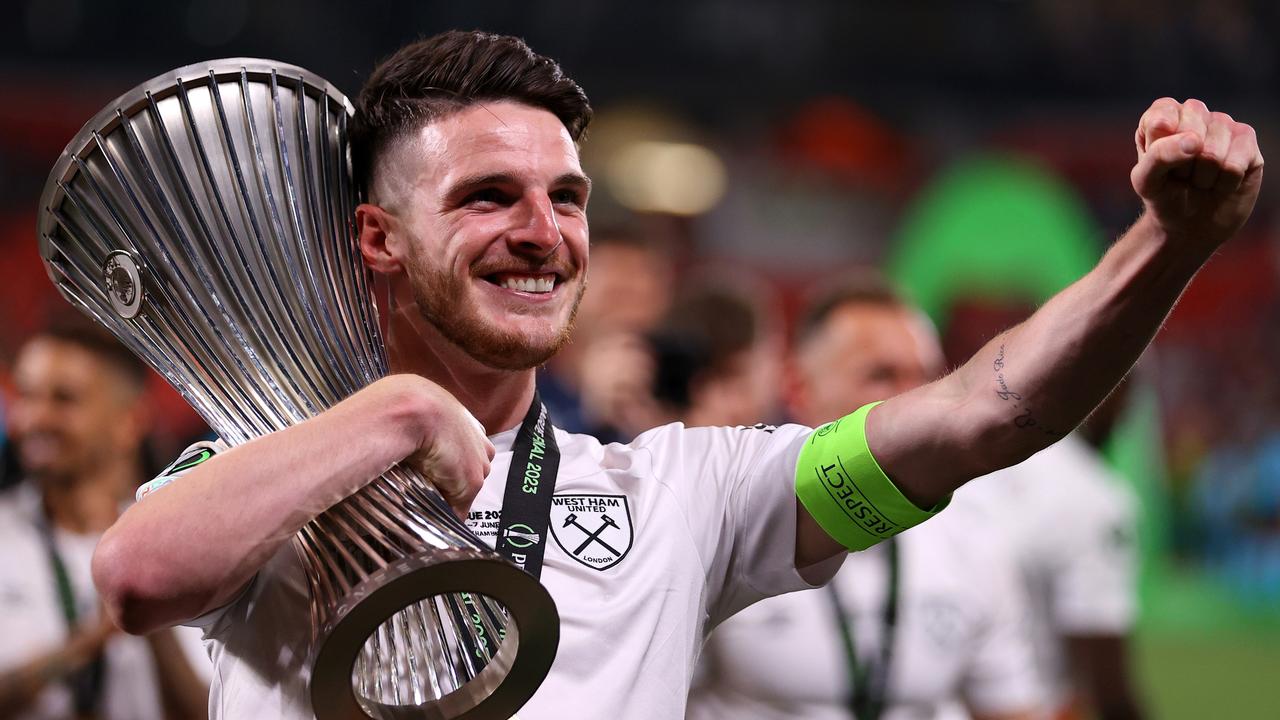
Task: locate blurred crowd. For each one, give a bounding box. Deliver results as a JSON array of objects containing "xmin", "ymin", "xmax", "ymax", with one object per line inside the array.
[
  {"xmin": 3, "ymin": 103, "xmax": 1279, "ymax": 720},
  {"xmin": 1, "ymin": 3, "xmax": 1279, "ymax": 717},
  {"xmin": 2, "ymin": 110, "xmax": 1278, "ymax": 719}
]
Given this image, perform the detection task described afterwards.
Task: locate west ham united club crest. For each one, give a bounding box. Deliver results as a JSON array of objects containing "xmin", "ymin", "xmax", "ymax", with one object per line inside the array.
[{"xmin": 550, "ymin": 494, "xmax": 633, "ymax": 571}]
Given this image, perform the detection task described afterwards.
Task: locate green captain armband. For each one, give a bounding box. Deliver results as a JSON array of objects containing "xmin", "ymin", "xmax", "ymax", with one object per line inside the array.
[{"xmin": 795, "ymin": 402, "xmax": 950, "ymax": 551}]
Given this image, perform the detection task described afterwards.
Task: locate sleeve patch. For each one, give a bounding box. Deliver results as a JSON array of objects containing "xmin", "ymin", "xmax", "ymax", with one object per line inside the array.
[{"xmin": 137, "ymin": 439, "xmax": 223, "ymax": 502}]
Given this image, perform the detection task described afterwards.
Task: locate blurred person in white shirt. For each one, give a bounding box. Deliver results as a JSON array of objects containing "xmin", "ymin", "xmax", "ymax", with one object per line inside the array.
[
  {"xmin": 688, "ymin": 274, "xmax": 1045, "ymax": 720},
  {"xmin": 0, "ymin": 320, "xmax": 211, "ymax": 720},
  {"xmin": 944, "ymin": 297, "xmax": 1146, "ymax": 720},
  {"xmin": 538, "ymin": 227, "xmax": 675, "ymax": 441}
]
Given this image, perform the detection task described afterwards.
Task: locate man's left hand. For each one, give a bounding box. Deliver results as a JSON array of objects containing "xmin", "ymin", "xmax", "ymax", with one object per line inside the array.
[{"xmin": 1131, "ymin": 97, "xmax": 1264, "ymax": 252}]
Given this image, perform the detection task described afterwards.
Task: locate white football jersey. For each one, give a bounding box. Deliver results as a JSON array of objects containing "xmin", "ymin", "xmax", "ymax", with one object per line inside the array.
[
  {"xmin": 0, "ymin": 484, "xmax": 212, "ymax": 720},
  {"xmin": 956, "ymin": 435, "xmax": 1139, "ymax": 705},
  {"xmin": 167, "ymin": 422, "xmax": 835, "ymax": 720}
]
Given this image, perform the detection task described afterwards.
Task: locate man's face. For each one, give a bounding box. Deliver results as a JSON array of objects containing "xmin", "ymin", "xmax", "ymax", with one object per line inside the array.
[
  {"xmin": 370, "ymin": 101, "xmax": 590, "ymax": 370},
  {"xmin": 8, "ymin": 338, "xmax": 139, "ymax": 484},
  {"xmin": 794, "ymin": 303, "xmax": 943, "ymax": 426}
]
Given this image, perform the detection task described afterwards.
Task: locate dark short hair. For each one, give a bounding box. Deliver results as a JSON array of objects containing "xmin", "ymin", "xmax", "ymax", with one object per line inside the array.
[
  {"xmin": 796, "ymin": 270, "xmax": 907, "ymax": 347},
  {"xmin": 31, "ymin": 315, "xmax": 149, "ymax": 392},
  {"xmin": 351, "ymin": 30, "xmax": 593, "ymax": 193}
]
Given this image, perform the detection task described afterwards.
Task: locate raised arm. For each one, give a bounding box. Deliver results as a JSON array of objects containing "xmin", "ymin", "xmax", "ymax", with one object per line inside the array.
[
  {"xmin": 92, "ymin": 374, "xmax": 493, "ymax": 635},
  {"xmin": 797, "ymin": 99, "xmax": 1262, "ymax": 566}
]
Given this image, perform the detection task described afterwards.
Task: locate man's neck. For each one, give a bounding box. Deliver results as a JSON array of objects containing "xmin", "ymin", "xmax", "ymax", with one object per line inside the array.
[
  {"xmin": 40, "ymin": 476, "xmax": 120, "ymax": 534},
  {"xmin": 423, "ymin": 360, "xmax": 536, "ymax": 436},
  {"xmin": 387, "ymin": 309, "xmax": 538, "ymax": 435}
]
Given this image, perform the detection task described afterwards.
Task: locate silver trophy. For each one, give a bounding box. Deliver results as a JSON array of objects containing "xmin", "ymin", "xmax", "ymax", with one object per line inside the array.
[{"xmin": 37, "ymin": 59, "xmax": 558, "ymax": 720}]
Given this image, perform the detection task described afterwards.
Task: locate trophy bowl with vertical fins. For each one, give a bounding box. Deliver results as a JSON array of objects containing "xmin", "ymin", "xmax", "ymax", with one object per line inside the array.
[{"xmin": 36, "ymin": 58, "xmax": 558, "ymax": 720}]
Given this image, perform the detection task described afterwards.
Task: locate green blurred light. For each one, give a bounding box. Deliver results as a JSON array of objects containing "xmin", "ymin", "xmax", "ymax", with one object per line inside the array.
[{"xmin": 888, "ymin": 153, "xmax": 1101, "ymax": 327}]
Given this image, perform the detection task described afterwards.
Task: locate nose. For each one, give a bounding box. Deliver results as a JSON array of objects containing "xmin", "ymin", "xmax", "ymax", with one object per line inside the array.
[{"xmin": 506, "ymin": 192, "xmax": 562, "ymax": 258}]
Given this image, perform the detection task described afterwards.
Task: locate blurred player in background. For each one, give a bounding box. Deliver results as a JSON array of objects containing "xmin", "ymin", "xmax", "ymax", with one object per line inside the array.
[
  {"xmin": 538, "ymin": 227, "xmax": 675, "ymax": 441},
  {"xmin": 652, "ymin": 280, "xmax": 783, "ymax": 429},
  {"xmin": 688, "ymin": 275, "xmax": 1044, "ymax": 720},
  {"xmin": 0, "ymin": 320, "xmax": 210, "ymax": 720},
  {"xmin": 558, "ymin": 276, "xmax": 782, "ymax": 442},
  {"xmin": 949, "ymin": 301, "xmax": 1146, "ymax": 720}
]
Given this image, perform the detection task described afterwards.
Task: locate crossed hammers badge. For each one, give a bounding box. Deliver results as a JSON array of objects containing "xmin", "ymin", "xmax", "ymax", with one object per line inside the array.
[{"xmin": 550, "ymin": 494, "xmax": 633, "ymax": 571}]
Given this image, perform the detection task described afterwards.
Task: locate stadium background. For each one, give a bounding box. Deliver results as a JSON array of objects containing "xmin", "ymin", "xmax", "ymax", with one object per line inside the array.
[{"xmin": 0, "ymin": 2, "xmax": 1276, "ymax": 717}]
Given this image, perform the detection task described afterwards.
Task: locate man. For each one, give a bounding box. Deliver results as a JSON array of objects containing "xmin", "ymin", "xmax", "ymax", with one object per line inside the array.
[
  {"xmin": 946, "ymin": 301, "xmax": 1147, "ymax": 720},
  {"xmin": 89, "ymin": 29, "xmax": 1262, "ymax": 720},
  {"xmin": 689, "ymin": 276, "xmax": 1044, "ymax": 720},
  {"xmin": 0, "ymin": 322, "xmax": 210, "ymax": 720}
]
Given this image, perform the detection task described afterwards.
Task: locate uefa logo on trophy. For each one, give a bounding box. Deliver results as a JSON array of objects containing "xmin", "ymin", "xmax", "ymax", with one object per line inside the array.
[{"xmin": 37, "ymin": 59, "xmax": 558, "ymax": 720}]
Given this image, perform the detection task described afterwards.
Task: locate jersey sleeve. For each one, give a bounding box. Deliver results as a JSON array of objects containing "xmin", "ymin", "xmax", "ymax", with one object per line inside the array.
[
  {"xmin": 136, "ymin": 438, "xmax": 228, "ymax": 502},
  {"xmin": 137, "ymin": 439, "xmax": 254, "ymax": 630},
  {"xmin": 172, "ymin": 623, "xmax": 216, "ymax": 683},
  {"xmin": 632, "ymin": 422, "xmax": 838, "ymax": 627}
]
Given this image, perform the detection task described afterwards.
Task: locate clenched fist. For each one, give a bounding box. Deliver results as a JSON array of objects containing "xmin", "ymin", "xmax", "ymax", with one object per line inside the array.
[
  {"xmin": 1132, "ymin": 98, "xmax": 1264, "ymax": 251},
  {"xmin": 370, "ymin": 375, "xmax": 495, "ymax": 519}
]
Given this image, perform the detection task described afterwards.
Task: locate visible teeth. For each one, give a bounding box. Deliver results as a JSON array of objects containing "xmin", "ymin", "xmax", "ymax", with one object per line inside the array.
[{"xmin": 500, "ymin": 276, "xmax": 555, "ymax": 293}]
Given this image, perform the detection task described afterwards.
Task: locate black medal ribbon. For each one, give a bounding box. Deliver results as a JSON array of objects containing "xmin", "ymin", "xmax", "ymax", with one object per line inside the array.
[
  {"xmin": 494, "ymin": 392, "xmax": 560, "ymax": 579},
  {"xmin": 827, "ymin": 536, "xmax": 900, "ymax": 720}
]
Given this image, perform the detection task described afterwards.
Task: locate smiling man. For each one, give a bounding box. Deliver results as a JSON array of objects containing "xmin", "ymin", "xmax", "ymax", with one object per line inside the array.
[
  {"xmin": 90, "ymin": 30, "xmax": 1263, "ymax": 720},
  {"xmin": 0, "ymin": 322, "xmax": 210, "ymax": 720}
]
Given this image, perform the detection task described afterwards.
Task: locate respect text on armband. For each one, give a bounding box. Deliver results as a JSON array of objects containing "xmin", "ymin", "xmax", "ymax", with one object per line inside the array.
[{"xmin": 813, "ymin": 458, "xmax": 900, "ymax": 538}]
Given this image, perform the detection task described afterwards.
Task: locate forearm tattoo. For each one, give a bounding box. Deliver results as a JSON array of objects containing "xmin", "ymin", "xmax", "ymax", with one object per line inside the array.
[{"xmin": 993, "ymin": 344, "xmax": 1062, "ymax": 438}]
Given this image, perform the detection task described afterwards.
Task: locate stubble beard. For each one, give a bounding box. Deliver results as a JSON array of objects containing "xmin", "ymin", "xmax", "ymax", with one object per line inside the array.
[{"xmin": 404, "ymin": 252, "xmax": 584, "ymax": 371}]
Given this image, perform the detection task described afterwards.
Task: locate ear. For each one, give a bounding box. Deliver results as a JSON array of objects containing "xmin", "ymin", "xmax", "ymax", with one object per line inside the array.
[{"xmin": 357, "ymin": 203, "xmax": 404, "ymax": 274}]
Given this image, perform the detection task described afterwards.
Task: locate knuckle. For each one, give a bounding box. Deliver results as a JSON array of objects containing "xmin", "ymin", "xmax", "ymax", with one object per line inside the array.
[
  {"xmin": 1129, "ymin": 165, "xmax": 1147, "ymax": 189},
  {"xmin": 1222, "ymin": 161, "xmax": 1247, "ymax": 177},
  {"xmin": 1184, "ymin": 98, "xmax": 1209, "ymax": 113}
]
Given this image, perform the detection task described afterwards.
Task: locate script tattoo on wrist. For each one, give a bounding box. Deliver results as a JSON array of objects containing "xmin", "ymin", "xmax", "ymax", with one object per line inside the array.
[{"xmin": 993, "ymin": 344, "xmax": 1062, "ymax": 438}]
